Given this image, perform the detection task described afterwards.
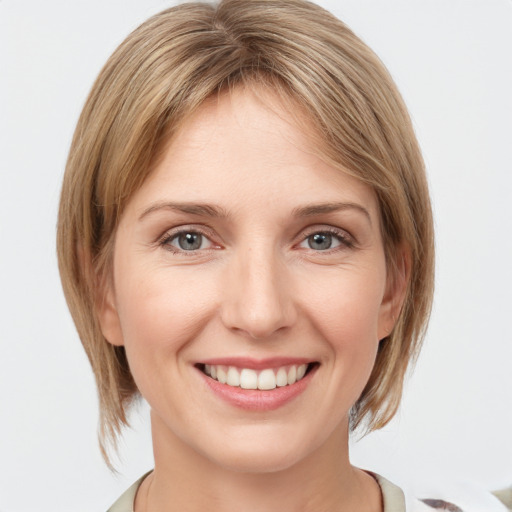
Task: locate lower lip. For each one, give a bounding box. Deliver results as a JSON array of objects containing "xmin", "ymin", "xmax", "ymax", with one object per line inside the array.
[{"xmin": 198, "ymin": 366, "xmax": 317, "ymax": 411}]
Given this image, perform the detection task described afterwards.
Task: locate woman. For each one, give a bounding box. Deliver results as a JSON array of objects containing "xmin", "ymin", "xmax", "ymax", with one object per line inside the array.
[{"xmin": 56, "ymin": 1, "xmax": 508, "ymax": 511}]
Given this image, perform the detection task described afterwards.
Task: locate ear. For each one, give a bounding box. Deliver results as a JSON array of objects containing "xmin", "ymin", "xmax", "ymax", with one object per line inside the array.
[
  {"xmin": 96, "ymin": 273, "xmax": 125, "ymax": 347},
  {"xmin": 377, "ymin": 245, "xmax": 410, "ymax": 341},
  {"xmin": 78, "ymin": 243, "xmax": 125, "ymax": 347}
]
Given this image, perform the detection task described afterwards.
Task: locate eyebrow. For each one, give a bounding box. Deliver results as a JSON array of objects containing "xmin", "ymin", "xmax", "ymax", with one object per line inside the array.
[
  {"xmin": 138, "ymin": 202, "xmax": 229, "ymax": 221},
  {"xmin": 292, "ymin": 202, "xmax": 372, "ymax": 225},
  {"xmin": 138, "ymin": 201, "xmax": 372, "ymax": 224}
]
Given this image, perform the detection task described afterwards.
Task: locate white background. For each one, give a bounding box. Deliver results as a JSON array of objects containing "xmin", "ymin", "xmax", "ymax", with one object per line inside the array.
[{"xmin": 1, "ymin": 1, "xmax": 511, "ymax": 510}]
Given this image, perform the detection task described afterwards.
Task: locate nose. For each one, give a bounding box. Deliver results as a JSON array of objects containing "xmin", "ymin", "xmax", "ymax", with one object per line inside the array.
[{"xmin": 220, "ymin": 247, "xmax": 297, "ymax": 339}]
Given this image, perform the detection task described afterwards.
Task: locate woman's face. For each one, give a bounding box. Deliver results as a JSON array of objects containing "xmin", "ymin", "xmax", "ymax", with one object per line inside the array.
[{"xmin": 99, "ymin": 88, "xmax": 401, "ymax": 473}]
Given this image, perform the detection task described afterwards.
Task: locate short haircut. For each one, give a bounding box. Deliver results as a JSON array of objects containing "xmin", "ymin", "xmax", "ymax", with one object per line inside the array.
[{"xmin": 57, "ymin": 0, "xmax": 434, "ymax": 465}]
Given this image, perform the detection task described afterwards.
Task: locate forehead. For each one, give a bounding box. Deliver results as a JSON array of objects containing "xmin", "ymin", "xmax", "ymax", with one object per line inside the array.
[
  {"xmin": 163, "ymin": 88, "xmax": 318, "ymax": 176},
  {"xmin": 125, "ymin": 87, "xmax": 379, "ymax": 222}
]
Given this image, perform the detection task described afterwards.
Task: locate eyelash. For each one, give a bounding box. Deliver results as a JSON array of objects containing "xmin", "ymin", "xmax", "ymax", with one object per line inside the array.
[
  {"xmin": 158, "ymin": 226, "xmax": 218, "ymax": 255},
  {"xmin": 157, "ymin": 225, "xmax": 355, "ymax": 255},
  {"xmin": 298, "ymin": 227, "xmax": 355, "ymax": 252}
]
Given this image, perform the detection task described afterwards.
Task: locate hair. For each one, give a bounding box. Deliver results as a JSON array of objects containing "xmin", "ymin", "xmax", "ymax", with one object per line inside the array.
[{"xmin": 57, "ymin": 0, "xmax": 434, "ymax": 466}]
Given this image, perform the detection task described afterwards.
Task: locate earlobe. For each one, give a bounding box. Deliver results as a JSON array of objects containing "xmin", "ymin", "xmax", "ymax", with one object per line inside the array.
[{"xmin": 378, "ymin": 245, "xmax": 410, "ymax": 341}]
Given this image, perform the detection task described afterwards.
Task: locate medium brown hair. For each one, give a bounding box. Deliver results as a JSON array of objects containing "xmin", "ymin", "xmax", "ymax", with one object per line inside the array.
[{"xmin": 57, "ymin": 0, "xmax": 434, "ymax": 464}]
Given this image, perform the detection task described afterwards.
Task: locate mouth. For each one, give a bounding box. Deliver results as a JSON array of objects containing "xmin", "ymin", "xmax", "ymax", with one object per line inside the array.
[{"xmin": 196, "ymin": 362, "xmax": 319, "ymax": 391}]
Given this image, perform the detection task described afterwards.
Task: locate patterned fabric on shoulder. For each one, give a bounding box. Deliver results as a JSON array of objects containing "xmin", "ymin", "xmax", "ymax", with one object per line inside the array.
[
  {"xmin": 406, "ymin": 480, "xmax": 511, "ymax": 512},
  {"xmin": 419, "ymin": 499, "xmax": 463, "ymax": 511}
]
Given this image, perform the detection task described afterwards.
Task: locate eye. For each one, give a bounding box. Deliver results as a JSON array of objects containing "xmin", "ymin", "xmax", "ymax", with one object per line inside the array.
[
  {"xmin": 161, "ymin": 230, "xmax": 215, "ymax": 252},
  {"xmin": 306, "ymin": 233, "xmax": 339, "ymax": 251},
  {"xmin": 298, "ymin": 229, "xmax": 353, "ymax": 252}
]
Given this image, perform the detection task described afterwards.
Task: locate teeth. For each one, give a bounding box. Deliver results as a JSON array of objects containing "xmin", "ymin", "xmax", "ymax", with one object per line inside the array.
[
  {"xmin": 287, "ymin": 365, "xmax": 296, "ymax": 385},
  {"xmin": 217, "ymin": 366, "xmax": 227, "ymax": 384},
  {"xmin": 297, "ymin": 364, "xmax": 307, "ymax": 380},
  {"xmin": 240, "ymin": 368, "xmax": 258, "ymax": 389},
  {"xmin": 276, "ymin": 367, "xmax": 288, "ymax": 387},
  {"xmin": 226, "ymin": 366, "xmax": 240, "ymax": 387},
  {"xmin": 258, "ymin": 369, "xmax": 276, "ymax": 390},
  {"xmin": 203, "ymin": 363, "xmax": 311, "ymax": 390}
]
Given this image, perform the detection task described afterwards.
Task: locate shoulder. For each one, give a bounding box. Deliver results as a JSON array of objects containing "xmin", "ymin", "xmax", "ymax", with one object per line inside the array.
[
  {"xmin": 409, "ymin": 481, "xmax": 512, "ymax": 512},
  {"xmin": 372, "ymin": 472, "xmax": 511, "ymax": 512},
  {"xmin": 106, "ymin": 472, "xmax": 150, "ymax": 512}
]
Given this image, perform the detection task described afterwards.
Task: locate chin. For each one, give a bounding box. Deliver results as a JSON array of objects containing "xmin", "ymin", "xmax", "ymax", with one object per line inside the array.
[
  {"xmin": 199, "ymin": 426, "xmax": 322, "ymax": 475},
  {"xmin": 211, "ymin": 445, "xmax": 306, "ymax": 475}
]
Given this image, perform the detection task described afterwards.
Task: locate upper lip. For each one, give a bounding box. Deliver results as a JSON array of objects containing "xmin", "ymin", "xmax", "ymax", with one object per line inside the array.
[{"xmin": 197, "ymin": 357, "xmax": 315, "ymax": 370}]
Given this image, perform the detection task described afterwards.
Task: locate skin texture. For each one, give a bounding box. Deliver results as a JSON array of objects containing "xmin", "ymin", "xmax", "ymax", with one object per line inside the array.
[{"xmin": 99, "ymin": 88, "xmax": 405, "ymax": 511}]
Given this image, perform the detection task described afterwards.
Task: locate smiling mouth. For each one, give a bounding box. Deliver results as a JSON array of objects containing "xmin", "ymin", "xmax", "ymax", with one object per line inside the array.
[{"xmin": 197, "ymin": 363, "xmax": 318, "ymax": 391}]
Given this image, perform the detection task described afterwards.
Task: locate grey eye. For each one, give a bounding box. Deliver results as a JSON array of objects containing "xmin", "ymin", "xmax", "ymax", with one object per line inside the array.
[
  {"xmin": 307, "ymin": 233, "xmax": 333, "ymax": 250},
  {"xmin": 176, "ymin": 232, "xmax": 204, "ymax": 250}
]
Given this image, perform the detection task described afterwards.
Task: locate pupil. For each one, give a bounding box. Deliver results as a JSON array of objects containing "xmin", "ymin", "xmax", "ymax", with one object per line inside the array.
[
  {"xmin": 179, "ymin": 233, "xmax": 202, "ymax": 250},
  {"xmin": 309, "ymin": 233, "xmax": 332, "ymax": 250}
]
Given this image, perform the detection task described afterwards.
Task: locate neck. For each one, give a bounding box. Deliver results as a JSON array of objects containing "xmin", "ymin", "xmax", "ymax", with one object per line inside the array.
[{"xmin": 135, "ymin": 411, "xmax": 382, "ymax": 512}]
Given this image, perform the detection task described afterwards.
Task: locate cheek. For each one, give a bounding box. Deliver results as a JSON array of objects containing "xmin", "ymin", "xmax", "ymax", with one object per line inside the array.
[
  {"xmin": 300, "ymin": 267, "xmax": 384, "ymax": 390},
  {"xmin": 112, "ymin": 268, "xmax": 220, "ymax": 425},
  {"xmin": 113, "ymin": 262, "xmax": 217, "ymax": 377},
  {"xmin": 303, "ymin": 268, "xmax": 385, "ymax": 341}
]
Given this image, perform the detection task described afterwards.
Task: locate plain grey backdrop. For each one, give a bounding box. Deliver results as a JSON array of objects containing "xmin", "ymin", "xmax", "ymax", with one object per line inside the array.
[{"xmin": 1, "ymin": 1, "xmax": 511, "ymax": 510}]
